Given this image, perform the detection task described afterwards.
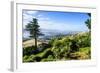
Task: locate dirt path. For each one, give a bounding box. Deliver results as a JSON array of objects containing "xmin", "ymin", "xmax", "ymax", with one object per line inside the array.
[{"xmin": 23, "ymin": 39, "xmax": 42, "ymax": 48}]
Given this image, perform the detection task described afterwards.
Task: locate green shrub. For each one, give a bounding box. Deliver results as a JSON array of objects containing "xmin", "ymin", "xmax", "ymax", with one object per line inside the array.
[
  {"xmin": 23, "ymin": 32, "xmax": 91, "ymax": 62},
  {"xmin": 68, "ymin": 47, "xmax": 91, "ymax": 60},
  {"xmin": 23, "ymin": 46, "xmax": 36, "ymax": 56}
]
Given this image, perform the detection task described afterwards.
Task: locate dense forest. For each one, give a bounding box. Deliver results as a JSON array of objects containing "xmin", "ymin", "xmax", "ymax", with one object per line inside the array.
[{"xmin": 23, "ymin": 13, "xmax": 91, "ymax": 62}]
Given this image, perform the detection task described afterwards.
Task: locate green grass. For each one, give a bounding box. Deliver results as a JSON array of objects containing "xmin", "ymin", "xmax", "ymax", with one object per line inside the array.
[
  {"xmin": 79, "ymin": 47, "xmax": 90, "ymax": 54},
  {"xmin": 70, "ymin": 47, "xmax": 91, "ymax": 60}
]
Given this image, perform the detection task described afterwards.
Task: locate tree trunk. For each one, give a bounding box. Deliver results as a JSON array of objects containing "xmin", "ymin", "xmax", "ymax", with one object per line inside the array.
[{"xmin": 35, "ymin": 37, "xmax": 37, "ymax": 49}]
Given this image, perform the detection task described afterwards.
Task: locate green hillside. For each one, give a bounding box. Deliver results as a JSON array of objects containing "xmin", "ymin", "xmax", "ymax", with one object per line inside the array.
[{"xmin": 23, "ymin": 32, "xmax": 91, "ymax": 62}]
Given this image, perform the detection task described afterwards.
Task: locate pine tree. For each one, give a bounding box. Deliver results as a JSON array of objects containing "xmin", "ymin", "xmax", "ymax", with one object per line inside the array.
[{"xmin": 26, "ymin": 18, "xmax": 43, "ymax": 49}]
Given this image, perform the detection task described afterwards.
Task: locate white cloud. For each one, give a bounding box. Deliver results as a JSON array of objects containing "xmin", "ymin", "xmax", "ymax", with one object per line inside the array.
[
  {"xmin": 38, "ymin": 19, "xmax": 88, "ymax": 32},
  {"xmin": 23, "ymin": 11, "xmax": 88, "ymax": 32},
  {"xmin": 23, "ymin": 10, "xmax": 39, "ymax": 21},
  {"xmin": 23, "ymin": 11, "xmax": 52, "ymax": 29},
  {"xmin": 23, "ymin": 11, "xmax": 39, "ymax": 28},
  {"xmin": 23, "ymin": 11, "xmax": 38, "ymax": 16}
]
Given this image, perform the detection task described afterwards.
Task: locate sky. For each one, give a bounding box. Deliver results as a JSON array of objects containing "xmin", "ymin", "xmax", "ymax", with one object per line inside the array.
[{"xmin": 23, "ymin": 10, "xmax": 90, "ymax": 32}]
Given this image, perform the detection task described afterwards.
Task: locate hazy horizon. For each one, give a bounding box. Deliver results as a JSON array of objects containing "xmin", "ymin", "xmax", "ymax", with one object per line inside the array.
[{"xmin": 22, "ymin": 10, "xmax": 90, "ymax": 39}]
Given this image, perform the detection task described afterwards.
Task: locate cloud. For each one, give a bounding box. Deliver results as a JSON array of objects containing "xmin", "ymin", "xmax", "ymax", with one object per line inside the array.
[
  {"xmin": 23, "ymin": 10, "xmax": 38, "ymax": 16},
  {"xmin": 23, "ymin": 10, "xmax": 39, "ymax": 28},
  {"xmin": 23, "ymin": 10, "xmax": 52, "ymax": 29},
  {"xmin": 38, "ymin": 20, "xmax": 87, "ymax": 32},
  {"xmin": 23, "ymin": 10, "xmax": 39, "ymax": 21},
  {"xmin": 23, "ymin": 10, "xmax": 88, "ymax": 32}
]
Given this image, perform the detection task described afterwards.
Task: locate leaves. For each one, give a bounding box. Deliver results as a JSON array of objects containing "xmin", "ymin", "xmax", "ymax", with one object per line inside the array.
[
  {"xmin": 85, "ymin": 13, "xmax": 91, "ymax": 30},
  {"xmin": 23, "ymin": 32, "xmax": 91, "ymax": 62},
  {"xmin": 25, "ymin": 18, "xmax": 44, "ymax": 49}
]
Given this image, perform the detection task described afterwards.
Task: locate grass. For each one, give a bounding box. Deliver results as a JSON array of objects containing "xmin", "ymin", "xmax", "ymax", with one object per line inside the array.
[
  {"xmin": 67, "ymin": 47, "xmax": 91, "ymax": 60},
  {"xmin": 79, "ymin": 47, "xmax": 90, "ymax": 54}
]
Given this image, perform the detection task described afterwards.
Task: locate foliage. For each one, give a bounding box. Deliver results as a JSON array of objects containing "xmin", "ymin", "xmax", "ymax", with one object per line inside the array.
[
  {"xmin": 23, "ymin": 32, "xmax": 91, "ymax": 62},
  {"xmin": 85, "ymin": 13, "xmax": 91, "ymax": 31},
  {"xmin": 23, "ymin": 46, "xmax": 38, "ymax": 56},
  {"xmin": 26, "ymin": 18, "xmax": 43, "ymax": 49},
  {"xmin": 68, "ymin": 47, "xmax": 90, "ymax": 60}
]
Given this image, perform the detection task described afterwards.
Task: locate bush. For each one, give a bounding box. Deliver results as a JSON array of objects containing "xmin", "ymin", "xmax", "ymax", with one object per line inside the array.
[
  {"xmin": 23, "ymin": 46, "xmax": 39, "ymax": 56},
  {"xmin": 23, "ymin": 32, "xmax": 91, "ymax": 62},
  {"xmin": 69, "ymin": 40, "xmax": 79, "ymax": 53},
  {"xmin": 41, "ymin": 55, "xmax": 55, "ymax": 62},
  {"xmin": 68, "ymin": 47, "xmax": 91, "ymax": 60},
  {"xmin": 38, "ymin": 42, "xmax": 52, "ymax": 51}
]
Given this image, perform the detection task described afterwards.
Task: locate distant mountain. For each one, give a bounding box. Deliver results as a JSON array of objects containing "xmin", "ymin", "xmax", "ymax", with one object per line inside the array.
[
  {"xmin": 23, "ymin": 28, "xmax": 83, "ymax": 40},
  {"xmin": 40, "ymin": 29, "xmax": 81, "ymax": 36}
]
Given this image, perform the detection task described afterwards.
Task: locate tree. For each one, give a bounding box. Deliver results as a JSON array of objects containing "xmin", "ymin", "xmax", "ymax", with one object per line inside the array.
[
  {"xmin": 26, "ymin": 18, "xmax": 43, "ymax": 49},
  {"xmin": 85, "ymin": 13, "xmax": 91, "ymax": 31},
  {"xmin": 85, "ymin": 19, "xmax": 91, "ymax": 30},
  {"xmin": 87, "ymin": 13, "xmax": 91, "ymax": 17}
]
